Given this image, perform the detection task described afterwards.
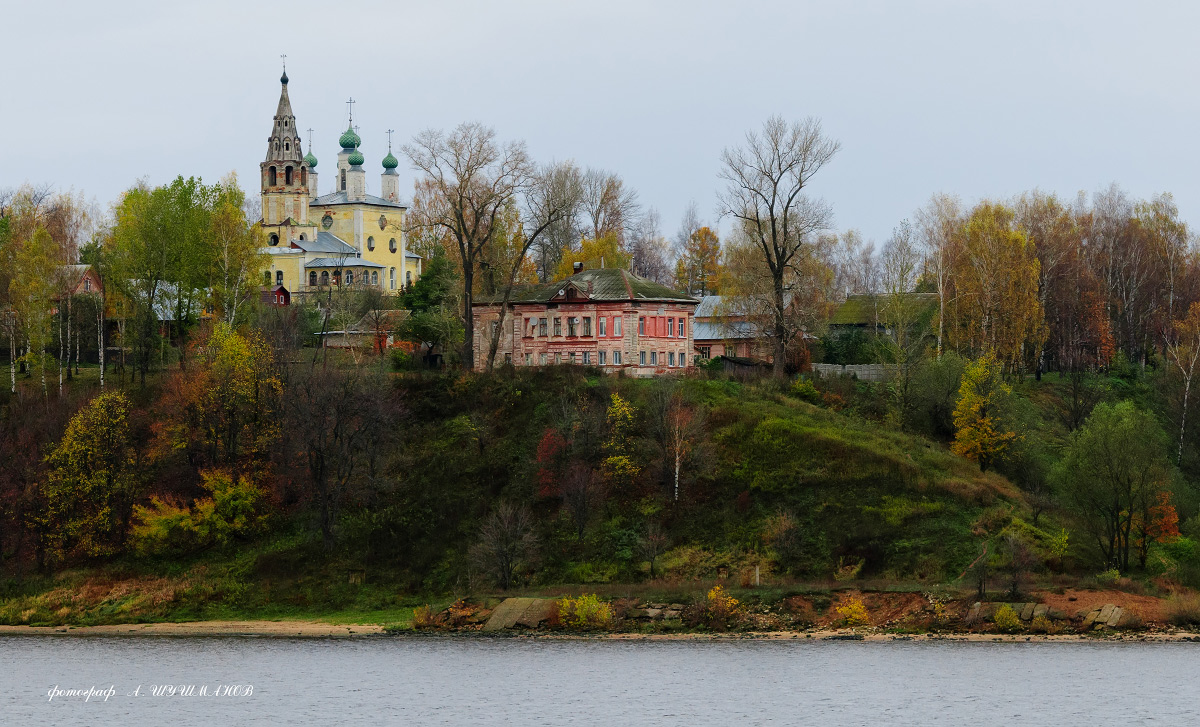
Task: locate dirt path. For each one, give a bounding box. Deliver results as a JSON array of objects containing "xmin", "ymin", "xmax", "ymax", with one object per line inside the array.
[{"xmin": 0, "ymin": 621, "xmax": 386, "ymax": 637}]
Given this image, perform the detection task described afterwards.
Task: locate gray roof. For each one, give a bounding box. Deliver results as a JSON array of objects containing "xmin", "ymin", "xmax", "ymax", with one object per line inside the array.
[
  {"xmin": 693, "ymin": 320, "xmax": 760, "ymax": 341},
  {"xmin": 312, "ymin": 191, "xmax": 407, "ymax": 209},
  {"xmin": 304, "ymin": 257, "xmax": 385, "ymax": 269},
  {"xmin": 482, "ymin": 267, "xmax": 697, "ymax": 305},
  {"xmin": 292, "ymin": 231, "xmax": 357, "ymax": 255}
]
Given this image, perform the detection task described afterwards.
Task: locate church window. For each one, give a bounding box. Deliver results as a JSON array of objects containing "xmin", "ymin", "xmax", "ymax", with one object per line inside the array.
[
  {"xmin": 406, "ymin": 271, "xmax": 412, "ymax": 286},
  {"xmin": 333, "ymin": 270, "xmax": 342, "ymax": 286},
  {"xmin": 379, "ymin": 215, "xmax": 387, "ymax": 230},
  {"xmin": 285, "ymin": 142, "xmax": 290, "ymax": 152},
  {"xmin": 321, "ymin": 213, "xmax": 333, "ymax": 230},
  {"xmin": 301, "ymin": 168, "xmax": 307, "ymax": 185},
  {"xmin": 367, "ymin": 236, "xmax": 375, "ymax": 251},
  {"xmin": 346, "ymin": 270, "xmax": 354, "ymax": 285},
  {"xmin": 309, "ymin": 271, "xmax": 317, "ymax": 287},
  {"xmin": 389, "ymin": 267, "xmax": 396, "ymax": 290},
  {"xmin": 285, "ymin": 166, "xmax": 293, "ymax": 185},
  {"xmin": 299, "ymin": 233, "xmax": 306, "ymax": 241},
  {"xmin": 371, "ymin": 271, "xmax": 378, "ymax": 285},
  {"xmin": 321, "ymin": 271, "xmax": 330, "ymax": 286},
  {"xmin": 268, "ymin": 166, "xmax": 277, "ymax": 186},
  {"xmin": 340, "ymin": 170, "xmax": 346, "ymax": 191},
  {"xmin": 389, "ymin": 238, "xmax": 397, "ymax": 253},
  {"xmin": 276, "ymin": 271, "xmax": 283, "ymax": 285},
  {"xmin": 268, "ymin": 233, "xmax": 279, "ymax": 246}
]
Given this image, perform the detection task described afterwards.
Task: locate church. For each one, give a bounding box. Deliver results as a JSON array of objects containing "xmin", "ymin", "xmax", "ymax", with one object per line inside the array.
[{"xmin": 258, "ymin": 67, "xmax": 422, "ymax": 296}]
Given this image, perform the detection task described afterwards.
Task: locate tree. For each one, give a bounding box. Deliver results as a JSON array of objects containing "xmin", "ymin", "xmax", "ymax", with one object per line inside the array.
[
  {"xmin": 878, "ymin": 220, "xmax": 930, "ymax": 425},
  {"xmin": 207, "ymin": 175, "xmax": 265, "ymax": 326},
  {"xmin": 951, "ymin": 352, "xmax": 1016, "ymax": 471},
  {"xmin": 37, "ymin": 391, "xmax": 137, "ymax": 563},
  {"xmin": 718, "ymin": 116, "xmax": 840, "ymax": 376},
  {"xmin": 916, "ymin": 194, "xmax": 962, "ymax": 358},
  {"xmin": 1165, "ymin": 301, "xmax": 1200, "ymax": 464},
  {"xmin": 403, "ymin": 123, "xmax": 577, "ymax": 369},
  {"xmin": 581, "ymin": 168, "xmax": 640, "ymax": 245},
  {"xmin": 674, "ymin": 225, "xmax": 722, "ymax": 296},
  {"xmin": 10, "ymin": 227, "xmax": 58, "ymax": 398},
  {"xmin": 553, "ymin": 231, "xmax": 630, "ymax": 280},
  {"xmin": 1054, "ymin": 401, "xmax": 1172, "ymax": 572},
  {"xmin": 397, "ymin": 252, "xmax": 464, "ymax": 362},
  {"xmin": 627, "ymin": 209, "xmax": 672, "ymax": 284},
  {"xmin": 470, "ymin": 501, "xmax": 538, "ymax": 589}
]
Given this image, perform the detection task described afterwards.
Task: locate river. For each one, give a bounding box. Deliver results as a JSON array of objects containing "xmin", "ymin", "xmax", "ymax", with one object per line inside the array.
[{"xmin": 1, "ymin": 636, "xmax": 1197, "ymax": 725}]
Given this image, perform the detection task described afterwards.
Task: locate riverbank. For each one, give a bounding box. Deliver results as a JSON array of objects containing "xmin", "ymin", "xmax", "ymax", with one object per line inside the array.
[{"xmin": 4, "ymin": 620, "xmax": 1200, "ymax": 642}]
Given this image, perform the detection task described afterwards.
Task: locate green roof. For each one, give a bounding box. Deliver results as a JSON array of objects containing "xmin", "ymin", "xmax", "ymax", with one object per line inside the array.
[
  {"xmin": 339, "ymin": 126, "xmax": 361, "ymax": 150},
  {"xmin": 477, "ymin": 267, "xmax": 697, "ymax": 305},
  {"xmin": 830, "ymin": 293, "xmax": 939, "ymax": 326}
]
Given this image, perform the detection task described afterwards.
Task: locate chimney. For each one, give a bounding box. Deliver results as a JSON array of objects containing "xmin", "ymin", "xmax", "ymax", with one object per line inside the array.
[{"xmin": 573, "ymin": 261, "xmax": 583, "ymax": 274}]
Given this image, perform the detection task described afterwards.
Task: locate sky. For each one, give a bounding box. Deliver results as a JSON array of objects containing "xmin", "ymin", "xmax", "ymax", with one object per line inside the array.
[{"xmin": 5, "ymin": 0, "xmax": 1200, "ymax": 246}]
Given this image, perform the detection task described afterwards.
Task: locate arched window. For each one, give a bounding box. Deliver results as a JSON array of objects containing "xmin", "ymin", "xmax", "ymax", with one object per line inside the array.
[
  {"xmin": 285, "ymin": 166, "xmax": 293, "ymax": 185},
  {"xmin": 340, "ymin": 170, "xmax": 346, "ymax": 191},
  {"xmin": 320, "ymin": 270, "xmax": 329, "ymax": 286},
  {"xmin": 406, "ymin": 270, "xmax": 412, "ymax": 286},
  {"xmin": 299, "ymin": 233, "xmax": 306, "ymax": 241},
  {"xmin": 389, "ymin": 267, "xmax": 396, "ymax": 290},
  {"xmin": 389, "ymin": 238, "xmax": 397, "ymax": 253},
  {"xmin": 346, "ymin": 270, "xmax": 354, "ymax": 285},
  {"xmin": 309, "ymin": 271, "xmax": 317, "ymax": 287},
  {"xmin": 268, "ymin": 233, "xmax": 279, "ymax": 246},
  {"xmin": 275, "ymin": 271, "xmax": 283, "ymax": 286},
  {"xmin": 371, "ymin": 271, "xmax": 378, "ymax": 285},
  {"xmin": 301, "ymin": 168, "xmax": 307, "ymax": 185},
  {"xmin": 367, "ymin": 236, "xmax": 375, "ymax": 251},
  {"xmin": 333, "ymin": 270, "xmax": 342, "ymax": 286},
  {"xmin": 284, "ymin": 142, "xmax": 290, "ymax": 152},
  {"xmin": 268, "ymin": 166, "xmax": 277, "ymax": 186}
]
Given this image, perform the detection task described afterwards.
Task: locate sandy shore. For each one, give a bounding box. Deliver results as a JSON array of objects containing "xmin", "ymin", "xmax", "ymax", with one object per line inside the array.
[
  {"xmin": 0, "ymin": 621, "xmax": 386, "ymax": 637},
  {"xmin": 2, "ymin": 622, "xmax": 1200, "ymax": 641}
]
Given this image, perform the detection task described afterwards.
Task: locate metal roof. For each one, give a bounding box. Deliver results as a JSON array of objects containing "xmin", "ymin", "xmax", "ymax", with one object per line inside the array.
[
  {"xmin": 312, "ymin": 191, "xmax": 407, "ymax": 209},
  {"xmin": 304, "ymin": 257, "xmax": 385, "ymax": 269},
  {"xmin": 693, "ymin": 320, "xmax": 760, "ymax": 341},
  {"xmin": 481, "ymin": 267, "xmax": 697, "ymax": 305},
  {"xmin": 292, "ymin": 231, "xmax": 357, "ymax": 255}
]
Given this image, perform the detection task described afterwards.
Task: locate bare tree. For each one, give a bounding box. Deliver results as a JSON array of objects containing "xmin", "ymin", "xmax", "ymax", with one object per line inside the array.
[
  {"xmin": 718, "ymin": 116, "xmax": 840, "ymax": 376},
  {"xmin": 627, "ymin": 209, "xmax": 672, "ymax": 284},
  {"xmin": 581, "ymin": 168, "xmax": 640, "ymax": 244},
  {"xmin": 879, "ymin": 220, "xmax": 928, "ymax": 425},
  {"xmin": 916, "ymin": 194, "xmax": 962, "ymax": 358},
  {"xmin": 470, "ymin": 501, "xmax": 539, "ymax": 590}
]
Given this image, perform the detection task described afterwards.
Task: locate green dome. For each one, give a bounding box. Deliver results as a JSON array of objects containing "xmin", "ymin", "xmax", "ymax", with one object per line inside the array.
[
  {"xmin": 339, "ymin": 126, "xmax": 361, "ymax": 150},
  {"xmin": 304, "ymin": 151, "xmax": 318, "ymax": 169},
  {"xmin": 348, "ymin": 149, "xmax": 365, "ymax": 166},
  {"xmin": 381, "ymin": 151, "xmax": 398, "ymax": 170}
]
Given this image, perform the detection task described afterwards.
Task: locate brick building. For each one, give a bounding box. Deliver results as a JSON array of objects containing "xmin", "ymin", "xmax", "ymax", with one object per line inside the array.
[{"xmin": 472, "ymin": 267, "xmax": 699, "ymax": 374}]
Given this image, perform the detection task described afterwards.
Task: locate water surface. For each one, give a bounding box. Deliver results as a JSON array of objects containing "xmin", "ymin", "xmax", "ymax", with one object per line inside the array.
[{"xmin": 1, "ymin": 636, "xmax": 1196, "ymax": 725}]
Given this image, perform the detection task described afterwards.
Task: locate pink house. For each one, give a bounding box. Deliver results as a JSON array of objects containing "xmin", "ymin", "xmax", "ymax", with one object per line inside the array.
[{"xmin": 471, "ymin": 266, "xmax": 699, "ymax": 375}]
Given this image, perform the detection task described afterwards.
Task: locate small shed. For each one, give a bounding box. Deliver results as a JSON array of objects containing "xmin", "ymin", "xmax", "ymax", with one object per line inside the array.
[{"xmin": 261, "ymin": 285, "xmax": 291, "ymax": 307}]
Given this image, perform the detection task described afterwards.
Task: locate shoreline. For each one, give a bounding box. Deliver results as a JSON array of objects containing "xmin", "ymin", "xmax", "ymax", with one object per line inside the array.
[{"xmin": 3, "ymin": 621, "xmax": 1200, "ymax": 642}]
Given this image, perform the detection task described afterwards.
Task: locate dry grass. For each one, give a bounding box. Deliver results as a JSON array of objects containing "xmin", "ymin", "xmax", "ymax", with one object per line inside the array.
[{"xmin": 1165, "ymin": 593, "xmax": 1200, "ymax": 626}]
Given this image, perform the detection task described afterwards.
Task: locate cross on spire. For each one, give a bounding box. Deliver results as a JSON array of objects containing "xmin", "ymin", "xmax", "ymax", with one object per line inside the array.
[
  {"xmin": 386, "ymin": 129, "xmax": 395, "ymax": 151},
  {"xmin": 346, "ymin": 97, "xmax": 356, "ymax": 124},
  {"xmin": 306, "ymin": 128, "xmax": 314, "ymax": 151},
  {"xmin": 280, "ymin": 54, "xmax": 287, "ymax": 72}
]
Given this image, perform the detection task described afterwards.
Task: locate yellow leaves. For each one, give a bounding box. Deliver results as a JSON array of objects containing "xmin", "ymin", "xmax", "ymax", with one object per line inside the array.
[
  {"xmin": 952, "ymin": 352, "xmax": 1017, "ymax": 470},
  {"xmin": 554, "ymin": 232, "xmax": 630, "ymax": 280}
]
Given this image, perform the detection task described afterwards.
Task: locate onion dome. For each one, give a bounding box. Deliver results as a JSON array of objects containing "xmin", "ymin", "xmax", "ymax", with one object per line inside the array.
[
  {"xmin": 382, "ymin": 151, "xmax": 398, "ymax": 170},
  {"xmin": 339, "ymin": 125, "xmax": 361, "ymax": 150},
  {"xmin": 304, "ymin": 150, "xmax": 318, "ymax": 168},
  {"xmin": 281, "ymin": 70, "xmax": 289, "ymax": 85},
  {"xmin": 348, "ymin": 149, "xmax": 365, "ymax": 166}
]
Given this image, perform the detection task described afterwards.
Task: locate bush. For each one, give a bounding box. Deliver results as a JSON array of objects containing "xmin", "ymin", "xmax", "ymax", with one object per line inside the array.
[
  {"xmin": 132, "ymin": 469, "xmax": 268, "ymax": 556},
  {"xmin": 836, "ymin": 596, "xmax": 869, "ymax": 627},
  {"xmin": 705, "ymin": 585, "xmax": 741, "ymax": 629},
  {"xmin": 993, "ymin": 604, "xmax": 1021, "ymax": 633},
  {"xmin": 790, "ymin": 378, "xmax": 822, "ymax": 405},
  {"xmin": 1030, "ymin": 614, "xmax": 1060, "ymax": 634},
  {"xmin": 1166, "ymin": 594, "xmax": 1200, "ymax": 626},
  {"xmin": 1095, "ymin": 568, "xmax": 1122, "ymax": 587},
  {"xmin": 412, "ymin": 605, "xmax": 436, "ymax": 629},
  {"xmin": 556, "ymin": 594, "xmax": 613, "ymax": 630}
]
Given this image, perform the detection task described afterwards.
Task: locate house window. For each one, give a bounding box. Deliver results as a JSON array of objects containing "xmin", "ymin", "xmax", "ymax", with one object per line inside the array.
[
  {"xmin": 680, "ymin": 353, "xmax": 686, "ymax": 367},
  {"xmin": 639, "ymin": 351, "xmax": 646, "ymax": 366},
  {"xmin": 538, "ymin": 318, "xmax": 548, "ymax": 336},
  {"xmin": 638, "ymin": 317, "xmax": 645, "ymax": 335},
  {"xmin": 263, "ymin": 271, "xmax": 272, "ymax": 285},
  {"xmin": 567, "ymin": 317, "xmax": 577, "ymax": 336},
  {"xmin": 555, "ymin": 353, "xmax": 562, "ymax": 364},
  {"xmin": 367, "ymin": 236, "xmax": 375, "ymax": 251},
  {"xmin": 650, "ymin": 351, "xmax": 657, "ymax": 365},
  {"xmin": 614, "ymin": 351, "xmax": 622, "ymax": 365},
  {"xmin": 490, "ymin": 320, "xmax": 499, "ymax": 337},
  {"xmin": 320, "ymin": 270, "xmax": 330, "ymax": 286},
  {"xmin": 390, "ymin": 267, "xmax": 396, "ymax": 290},
  {"xmin": 553, "ymin": 318, "xmax": 562, "ymax": 336},
  {"xmin": 372, "ymin": 271, "xmax": 379, "ymax": 285},
  {"xmin": 669, "ymin": 352, "xmax": 675, "ymax": 367},
  {"xmin": 309, "ymin": 271, "xmax": 317, "ymax": 287},
  {"xmin": 505, "ymin": 353, "xmax": 512, "ymax": 365},
  {"xmin": 390, "ymin": 238, "xmax": 397, "ymax": 253},
  {"xmin": 526, "ymin": 353, "xmax": 533, "ymax": 366},
  {"xmin": 583, "ymin": 317, "xmax": 592, "ymax": 336},
  {"xmin": 679, "ymin": 319, "xmax": 685, "ymax": 338},
  {"xmin": 582, "ymin": 351, "xmax": 591, "ymax": 365},
  {"xmin": 698, "ymin": 345, "xmax": 711, "ymax": 359},
  {"xmin": 540, "ymin": 353, "xmax": 548, "ymax": 365},
  {"xmin": 599, "ymin": 318, "xmax": 607, "ymax": 337},
  {"xmin": 276, "ymin": 271, "xmax": 283, "ymax": 285},
  {"xmin": 570, "ymin": 352, "xmax": 577, "ymax": 364},
  {"xmin": 668, "ymin": 318, "xmax": 675, "ymax": 337},
  {"xmin": 599, "ymin": 350, "xmax": 607, "ymax": 365},
  {"xmin": 615, "ymin": 317, "xmax": 622, "ymax": 336}
]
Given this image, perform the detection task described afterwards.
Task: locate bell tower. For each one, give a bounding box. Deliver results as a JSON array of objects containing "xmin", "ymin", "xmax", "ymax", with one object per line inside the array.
[{"xmin": 260, "ymin": 58, "xmax": 312, "ymax": 247}]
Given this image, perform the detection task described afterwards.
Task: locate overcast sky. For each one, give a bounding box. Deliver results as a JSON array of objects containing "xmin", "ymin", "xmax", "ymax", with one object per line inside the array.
[{"xmin": 5, "ymin": 0, "xmax": 1200, "ymax": 246}]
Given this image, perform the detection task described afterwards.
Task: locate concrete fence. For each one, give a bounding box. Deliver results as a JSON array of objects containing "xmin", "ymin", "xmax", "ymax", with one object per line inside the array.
[{"xmin": 810, "ymin": 363, "xmax": 895, "ymax": 383}]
